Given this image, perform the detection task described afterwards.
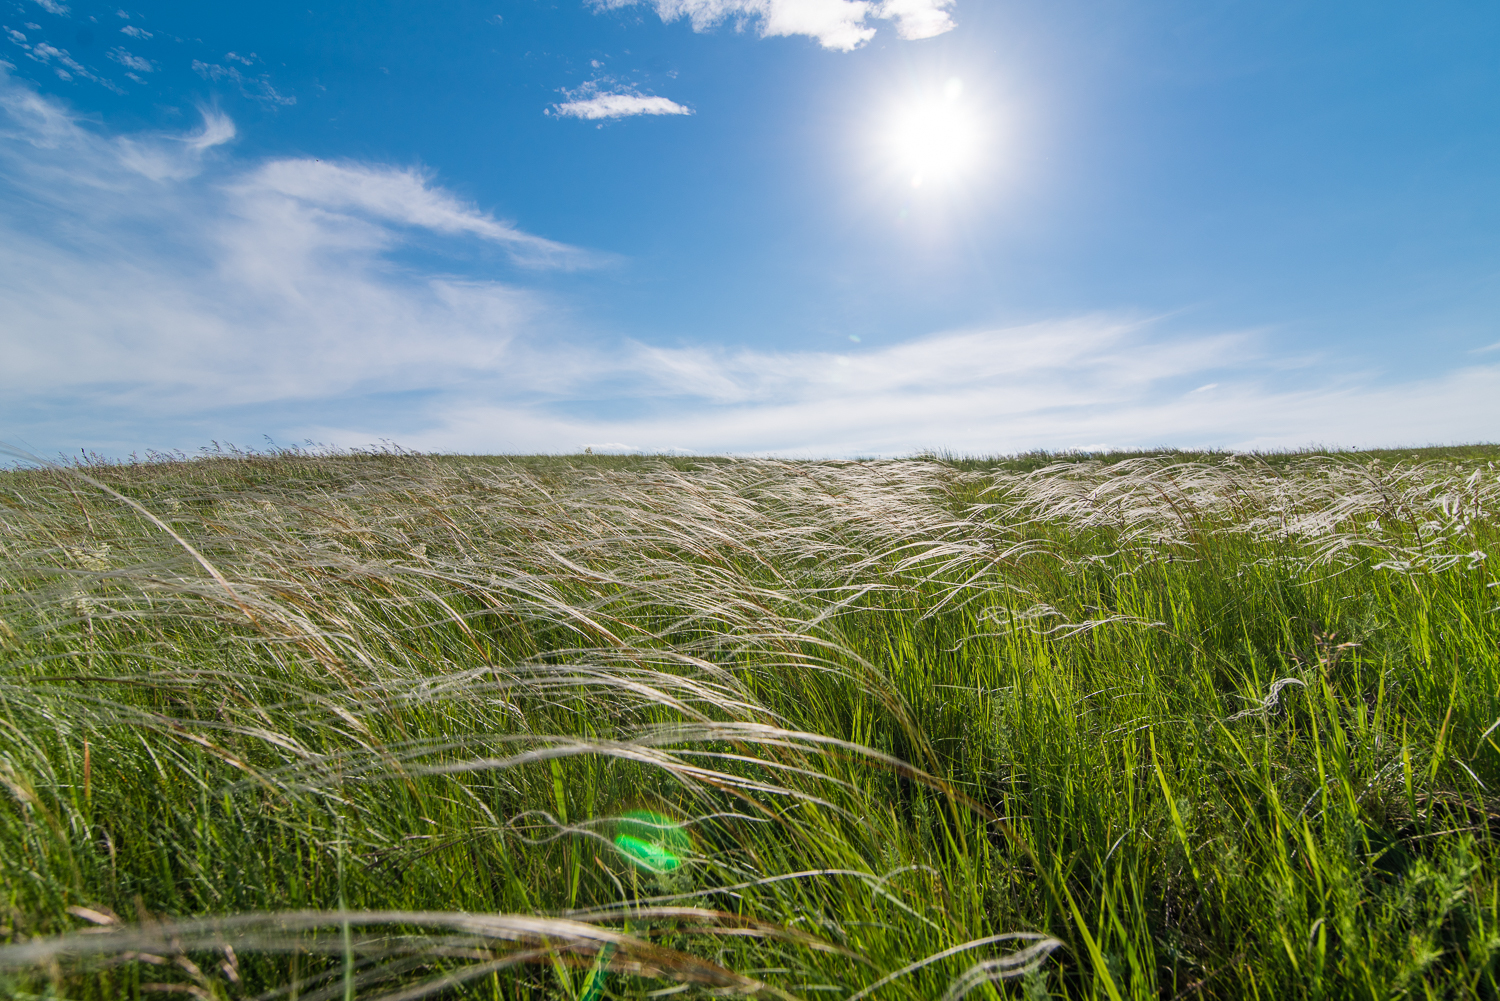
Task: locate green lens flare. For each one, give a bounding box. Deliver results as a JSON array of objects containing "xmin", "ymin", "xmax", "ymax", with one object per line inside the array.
[
  {"xmin": 612, "ymin": 810, "xmax": 690, "ymax": 873},
  {"xmin": 612, "ymin": 834, "xmax": 681, "ymax": 873}
]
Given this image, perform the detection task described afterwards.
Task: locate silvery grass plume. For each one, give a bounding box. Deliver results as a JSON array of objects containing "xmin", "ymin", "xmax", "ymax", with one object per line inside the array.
[{"xmin": 979, "ymin": 453, "xmax": 1499, "ymax": 562}]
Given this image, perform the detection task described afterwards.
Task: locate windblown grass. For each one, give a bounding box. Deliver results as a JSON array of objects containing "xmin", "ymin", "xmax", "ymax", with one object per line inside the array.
[{"xmin": 1, "ymin": 447, "xmax": 1498, "ymax": 999}]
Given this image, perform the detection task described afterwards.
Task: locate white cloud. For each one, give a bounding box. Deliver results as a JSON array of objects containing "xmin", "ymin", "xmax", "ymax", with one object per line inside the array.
[
  {"xmin": 184, "ymin": 109, "xmax": 236, "ymax": 149},
  {"xmin": 243, "ymin": 159, "xmax": 590, "ymax": 266},
  {"xmin": 32, "ymin": 0, "xmax": 70, "ymax": 15},
  {"xmin": 107, "ymin": 46, "xmax": 151, "ymax": 72},
  {"xmin": 105, "ymin": 107, "xmax": 234, "ymax": 180},
  {"xmin": 0, "ymin": 70, "xmax": 596, "ymax": 449},
  {"xmin": 591, "ymin": 0, "xmax": 955, "ymax": 51},
  {"xmin": 876, "ymin": 0, "xmax": 953, "ymax": 40},
  {"xmin": 552, "ymin": 90, "xmax": 693, "ymax": 119},
  {"xmin": 328, "ymin": 332, "xmax": 1500, "ymax": 457},
  {"xmin": 119, "ymin": 25, "xmax": 151, "ymax": 39},
  {"xmin": 628, "ymin": 318, "xmax": 1243, "ymax": 406},
  {"xmin": 22, "ymin": 40, "xmax": 122, "ymax": 92},
  {"xmin": 752, "ymin": 0, "xmax": 875, "ymax": 50},
  {"xmin": 191, "ymin": 59, "xmax": 295, "ymax": 107}
]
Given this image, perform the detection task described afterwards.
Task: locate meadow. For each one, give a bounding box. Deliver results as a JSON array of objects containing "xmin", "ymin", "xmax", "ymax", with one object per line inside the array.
[{"xmin": 1, "ymin": 445, "xmax": 1498, "ymax": 1000}]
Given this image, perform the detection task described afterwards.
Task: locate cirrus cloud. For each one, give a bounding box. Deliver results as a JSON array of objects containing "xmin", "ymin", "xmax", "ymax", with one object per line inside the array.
[{"xmin": 0, "ymin": 67, "xmax": 597, "ymax": 453}]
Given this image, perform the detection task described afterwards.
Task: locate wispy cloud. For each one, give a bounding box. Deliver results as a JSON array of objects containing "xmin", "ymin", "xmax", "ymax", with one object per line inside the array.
[
  {"xmin": 107, "ymin": 47, "xmax": 152, "ymax": 72},
  {"xmin": 24, "ymin": 40, "xmax": 123, "ymax": 92},
  {"xmin": 241, "ymin": 159, "xmax": 591, "ymax": 266},
  {"xmin": 2, "ymin": 68, "xmax": 1496, "ymax": 458},
  {"xmin": 192, "ymin": 59, "xmax": 295, "ymax": 107},
  {"xmin": 0, "ymin": 70, "xmax": 600, "ymax": 450},
  {"xmin": 551, "ymin": 88, "xmax": 693, "ymax": 119},
  {"xmin": 31, "ymin": 0, "xmax": 70, "ymax": 16},
  {"xmin": 590, "ymin": 0, "xmax": 955, "ymax": 52},
  {"xmin": 119, "ymin": 24, "xmax": 150, "ymax": 39},
  {"xmin": 340, "ymin": 332, "xmax": 1500, "ymax": 457},
  {"xmin": 109, "ymin": 107, "xmax": 234, "ymax": 179}
]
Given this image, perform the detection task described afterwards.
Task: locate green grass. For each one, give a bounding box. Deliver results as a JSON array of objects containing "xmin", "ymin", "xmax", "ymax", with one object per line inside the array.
[{"xmin": 1, "ymin": 447, "xmax": 1498, "ymax": 999}]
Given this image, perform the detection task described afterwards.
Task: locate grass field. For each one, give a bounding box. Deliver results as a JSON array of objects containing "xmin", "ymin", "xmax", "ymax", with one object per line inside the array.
[{"xmin": 2, "ymin": 446, "xmax": 1499, "ymax": 1000}]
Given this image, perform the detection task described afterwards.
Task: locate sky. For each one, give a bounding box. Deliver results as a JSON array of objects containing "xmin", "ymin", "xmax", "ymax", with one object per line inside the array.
[{"xmin": 2, "ymin": 0, "xmax": 1499, "ymax": 457}]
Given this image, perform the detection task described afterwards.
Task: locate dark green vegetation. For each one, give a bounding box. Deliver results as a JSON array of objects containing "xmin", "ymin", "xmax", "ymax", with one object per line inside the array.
[{"xmin": 1, "ymin": 448, "xmax": 1498, "ymax": 999}]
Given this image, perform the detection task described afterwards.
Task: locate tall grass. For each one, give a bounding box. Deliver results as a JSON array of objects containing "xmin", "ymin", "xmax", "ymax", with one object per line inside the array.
[{"xmin": 0, "ymin": 448, "xmax": 1498, "ymax": 998}]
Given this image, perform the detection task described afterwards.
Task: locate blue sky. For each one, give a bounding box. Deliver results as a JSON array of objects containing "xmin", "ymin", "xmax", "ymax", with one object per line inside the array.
[{"xmin": 2, "ymin": 0, "xmax": 1498, "ymax": 456}]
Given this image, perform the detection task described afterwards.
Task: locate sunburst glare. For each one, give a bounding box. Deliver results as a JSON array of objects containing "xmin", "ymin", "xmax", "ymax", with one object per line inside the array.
[{"xmin": 883, "ymin": 77, "xmax": 983, "ymax": 189}]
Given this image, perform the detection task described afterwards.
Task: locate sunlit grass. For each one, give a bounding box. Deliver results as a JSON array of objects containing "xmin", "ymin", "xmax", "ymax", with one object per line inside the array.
[{"xmin": 1, "ymin": 445, "xmax": 1498, "ymax": 999}]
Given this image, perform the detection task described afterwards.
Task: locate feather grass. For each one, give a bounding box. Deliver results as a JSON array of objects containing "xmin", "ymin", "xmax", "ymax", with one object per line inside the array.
[{"xmin": 1, "ymin": 446, "xmax": 1498, "ymax": 997}]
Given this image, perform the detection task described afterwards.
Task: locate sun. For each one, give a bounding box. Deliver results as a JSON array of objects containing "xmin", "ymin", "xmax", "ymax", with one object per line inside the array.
[{"xmin": 883, "ymin": 78, "xmax": 982, "ymax": 189}]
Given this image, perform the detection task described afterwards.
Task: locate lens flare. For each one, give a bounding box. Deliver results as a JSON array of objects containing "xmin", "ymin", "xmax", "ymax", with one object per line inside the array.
[{"xmin": 612, "ymin": 810, "xmax": 690, "ymax": 873}]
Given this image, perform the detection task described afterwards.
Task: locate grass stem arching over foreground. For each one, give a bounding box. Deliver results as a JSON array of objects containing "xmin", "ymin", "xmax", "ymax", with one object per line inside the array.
[{"xmin": 1, "ymin": 447, "xmax": 1498, "ymax": 998}]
